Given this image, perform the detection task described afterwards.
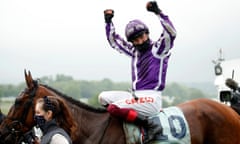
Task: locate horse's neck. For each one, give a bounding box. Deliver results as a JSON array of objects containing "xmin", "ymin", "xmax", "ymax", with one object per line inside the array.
[
  {"xmin": 65, "ymin": 100, "xmax": 107, "ymax": 126},
  {"xmin": 60, "ymin": 99, "xmax": 125, "ymax": 144},
  {"xmin": 69, "ymin": 103, "xmax": 112, "ymax": 143}
]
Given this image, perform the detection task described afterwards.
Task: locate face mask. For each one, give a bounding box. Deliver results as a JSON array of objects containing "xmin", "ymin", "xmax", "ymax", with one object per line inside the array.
[
  {"xmin": 34, "ymin": 115, "xmax": 46, "ymax": 129},
  {"xmin": 134, "ymin": 39, "xmax": 150, "ymax": 53}
]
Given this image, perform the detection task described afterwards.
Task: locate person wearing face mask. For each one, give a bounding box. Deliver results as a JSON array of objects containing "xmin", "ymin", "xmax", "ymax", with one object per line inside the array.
[
  {"xmin": 98, "ymin": 1, "xmax": 176, "ymax": 143},
  {"xmin": 33, "ymin": 96, "xmax": 77, "ymax": 144}
]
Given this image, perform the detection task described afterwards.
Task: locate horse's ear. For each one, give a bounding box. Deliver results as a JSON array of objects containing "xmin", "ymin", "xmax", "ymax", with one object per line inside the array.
[{"xmin": 24, "ymin": 69, "xmax": 34, "ymax": 89}]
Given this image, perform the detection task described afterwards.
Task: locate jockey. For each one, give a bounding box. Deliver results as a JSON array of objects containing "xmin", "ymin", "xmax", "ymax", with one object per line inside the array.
[{"xmin": 98, "ymin": 1, "xmax": 176, "ymax": 143}]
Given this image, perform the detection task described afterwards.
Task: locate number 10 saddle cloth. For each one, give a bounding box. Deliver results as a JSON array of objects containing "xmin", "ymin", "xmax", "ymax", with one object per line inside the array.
[{"xmin": 123, "ymin": 107, "xmax": 191, "ymax": 144}]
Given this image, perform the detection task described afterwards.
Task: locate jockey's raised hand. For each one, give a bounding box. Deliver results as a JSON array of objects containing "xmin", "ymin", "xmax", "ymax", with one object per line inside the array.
[
  {"xmin": 146, "ymin": 1, "xmax": 161, "ymax": 14},
  {"xmin": 104, "ymin": 9, "xmax": 114, "ymax": 23}
]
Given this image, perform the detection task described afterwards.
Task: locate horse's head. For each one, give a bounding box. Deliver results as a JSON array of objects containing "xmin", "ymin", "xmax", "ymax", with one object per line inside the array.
[{"xmin": 0, "ymin": 70, "xmax": 55, "ymax": 143}]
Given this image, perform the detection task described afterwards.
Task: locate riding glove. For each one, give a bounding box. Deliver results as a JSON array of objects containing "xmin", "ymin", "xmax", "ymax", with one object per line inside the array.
[
  {"xmin": 104, "ymin": 9, "xmax": 114, "ymax": 23},
  {"xmin": 146, "ymin": 1, "xmax": 161, "ymax": 14}
]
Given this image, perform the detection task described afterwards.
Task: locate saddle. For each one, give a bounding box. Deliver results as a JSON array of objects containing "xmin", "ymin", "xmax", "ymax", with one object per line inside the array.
[{"xmin": 123, "ymin": 107, "xmax": 190, "ymax": 144}]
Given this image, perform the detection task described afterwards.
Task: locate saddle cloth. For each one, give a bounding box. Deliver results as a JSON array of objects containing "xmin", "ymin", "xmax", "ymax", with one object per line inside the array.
[{"xmin": 123, "ymin": 106, "xmax": 191, "ymax": 144}]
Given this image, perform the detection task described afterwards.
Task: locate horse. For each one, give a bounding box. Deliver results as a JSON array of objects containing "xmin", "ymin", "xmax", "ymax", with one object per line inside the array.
[
  {"xmin": 1, "ymin": 70, "xmax": 240, "ymax": 144},
  {"xmin": 0, "ymin": 71, "xmax": 124, "ymax": 144}
]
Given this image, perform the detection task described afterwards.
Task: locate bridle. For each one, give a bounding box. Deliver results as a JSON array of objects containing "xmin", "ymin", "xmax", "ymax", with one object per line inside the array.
[
  {"xmin": 0, "ymin": 120, "xmax": 25, "ymax": 144},
  {"xmin": 0, "ymin": 80, "xmax": 39, "ymax": 143}
]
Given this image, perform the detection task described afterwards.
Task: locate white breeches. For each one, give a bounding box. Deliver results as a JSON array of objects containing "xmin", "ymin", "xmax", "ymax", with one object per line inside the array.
[{"xmin": 98, "ymin": 90, "xmax": 162, "ymax": 116}]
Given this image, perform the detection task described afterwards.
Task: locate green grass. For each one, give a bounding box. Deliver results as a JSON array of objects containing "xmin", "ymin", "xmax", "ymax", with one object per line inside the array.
[{"xmin": 0, "ymin": 100, "xmax": 14, "ymax": 114}]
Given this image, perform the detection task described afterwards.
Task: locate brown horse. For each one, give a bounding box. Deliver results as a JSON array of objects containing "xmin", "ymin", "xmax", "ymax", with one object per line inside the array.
[{"xmin": 1, "ymin": 70, "xmax": 240, "ymax": 144}]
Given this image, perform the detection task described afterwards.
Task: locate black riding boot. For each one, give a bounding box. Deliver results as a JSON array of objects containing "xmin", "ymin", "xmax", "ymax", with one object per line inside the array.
[{"xmin": 134, "ymin": 114, "xmax": 164, "ymax": 144}]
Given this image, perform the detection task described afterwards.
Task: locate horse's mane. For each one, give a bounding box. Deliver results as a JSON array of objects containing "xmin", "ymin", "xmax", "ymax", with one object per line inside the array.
[{"xmin": 40, "ymin": 84, "xmax": 107, "ymax": 113}]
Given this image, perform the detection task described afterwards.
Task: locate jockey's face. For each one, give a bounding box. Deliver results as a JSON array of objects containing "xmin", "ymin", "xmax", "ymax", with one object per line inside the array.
[{"xmin": 132, "ymin": 32, "xmax": 149, "ymax": 45}]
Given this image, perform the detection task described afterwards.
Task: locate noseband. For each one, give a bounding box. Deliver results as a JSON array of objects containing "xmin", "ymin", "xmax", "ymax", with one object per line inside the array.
[{"xmin": 0, "ymin": 80, "xmax": 38, "ymax": 143}]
